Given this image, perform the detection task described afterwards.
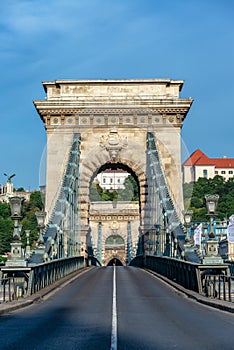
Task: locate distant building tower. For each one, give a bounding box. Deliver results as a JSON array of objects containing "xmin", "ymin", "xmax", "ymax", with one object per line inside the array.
[{"xmin": 0, "ymin": 180, "xmax": 14, "ymax": 203}]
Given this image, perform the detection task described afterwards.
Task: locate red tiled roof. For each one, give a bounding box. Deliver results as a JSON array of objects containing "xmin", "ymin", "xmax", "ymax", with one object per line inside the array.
[
  {"xmin": 183, "ymin": 149, "xmax": 208, "ymax": 166},
  {"xmin": 211, "ymin": 158, "xmax": 234, "ymax": 168},
  {"xmin": 183, "ymin": 149, "xmax": 234, "ymax": 168}
]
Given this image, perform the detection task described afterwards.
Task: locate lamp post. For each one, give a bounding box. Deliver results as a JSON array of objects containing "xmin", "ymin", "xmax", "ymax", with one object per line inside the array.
[
  {"xmin": 155, "ymin": 224, "xmax": 161, "ymax": 256},
  {"xmin": 173, "ymin": 237, "xmax": 178, "ymax": 258},
  {"xmin": 58, "ymin": 229, "xmax": 64, "ymax": 258},
  {"xmin": 181, "ymin": 210, "xmax": 193, "ymax": 258},
  {"xmin": 164, "ymin": 226, "xmax": 171, "ymax": 257},
  {"xmin": 203, "ymin": 194, "xmax": 223, "ymax": 264},
  {"xmin": 35, "ymin": 211, "xmax": 47, "ymax": 249},
  {"xmin": 25, "ymin": 230, "xmax": 31, "ymax": 256},
  {"xmin": 5, "ymin": 196, "xmax": 27, "ymax": 267},
  {"xmin": 183, "ymin": 210, "xmax": 193, "ymax": 243}
]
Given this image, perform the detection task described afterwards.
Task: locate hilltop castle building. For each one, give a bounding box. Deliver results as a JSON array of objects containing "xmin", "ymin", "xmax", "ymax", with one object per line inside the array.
[{"xmin": 183, "ymin": 149, "xmax": 234, "ymax": 183}]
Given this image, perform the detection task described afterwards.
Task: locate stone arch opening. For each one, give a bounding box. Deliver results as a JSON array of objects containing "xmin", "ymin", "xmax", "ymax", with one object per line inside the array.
[
  {"xmin": 79, "ymin": 141, "xmax": 148, "ymax": 227},
  {"xmin": 90, "ymin": 162, "xmax": 140, "ymax": 204},
  {"xmin": 88, "ymin": 162, "xmax": 142, "ymax": 266},
  {"xmin": 107, "ymin": 258, "xmax": 123, "ymax": 266}
]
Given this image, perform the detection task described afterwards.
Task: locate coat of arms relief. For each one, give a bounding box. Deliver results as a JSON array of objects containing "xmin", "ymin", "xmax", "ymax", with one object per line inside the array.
[{"xmin": 99, "ymin": 129, "xmax": 128, "ymax": 162}]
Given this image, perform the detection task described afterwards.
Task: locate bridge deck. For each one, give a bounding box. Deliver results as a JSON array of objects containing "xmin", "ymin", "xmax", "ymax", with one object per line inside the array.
[{"xmin": 0, "ymin": 267, "xmax": 234, "ymax": 350}]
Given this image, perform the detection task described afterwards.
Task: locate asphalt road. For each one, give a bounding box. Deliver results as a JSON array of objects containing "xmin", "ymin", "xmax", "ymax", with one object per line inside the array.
[{"xmin": 0, "ymin": 266, "xmax": 234, "ymax": 350}]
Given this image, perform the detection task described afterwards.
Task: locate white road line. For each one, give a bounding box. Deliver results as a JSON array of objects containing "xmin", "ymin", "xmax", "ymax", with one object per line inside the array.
[{"xmin": 110, "ymin": 265, "xmax": 117, "ymax": 350}]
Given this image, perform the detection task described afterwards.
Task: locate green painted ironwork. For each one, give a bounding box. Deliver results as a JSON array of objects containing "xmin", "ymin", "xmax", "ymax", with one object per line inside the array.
[
  {"xmin": 39, "ymin": 134, "xmax": 81, "ymax": 262},
  {"xmin": 146, "ymin": 132, "xmax": 200, "ymax": 262}
]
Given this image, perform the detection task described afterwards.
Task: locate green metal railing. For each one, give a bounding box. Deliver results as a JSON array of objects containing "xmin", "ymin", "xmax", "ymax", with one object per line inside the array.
[
  {"xmin": 0, "ymin": 256, "xmax": 86, "ymax": 302},
  {"xmin": 130, "ymin": 255, "xmax": 200, "ymax": 292},
  {"xmin": 130, "ymin": 255, "xmax": 234, "ymax": 304},
  {"xmin": 28, "ymin": 256, "xmax": 85, "ymax": 295}
]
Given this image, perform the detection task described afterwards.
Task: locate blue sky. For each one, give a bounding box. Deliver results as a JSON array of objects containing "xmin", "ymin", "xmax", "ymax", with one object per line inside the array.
[{"xmin": 0, "ymin": 0, "xmax": 233, "ymax": 190}]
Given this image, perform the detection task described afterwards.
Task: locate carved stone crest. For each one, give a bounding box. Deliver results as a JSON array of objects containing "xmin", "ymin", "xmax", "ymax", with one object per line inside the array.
[{"xmin": 100, "ymin": 129, "xmax": 128, "ymax": 162}]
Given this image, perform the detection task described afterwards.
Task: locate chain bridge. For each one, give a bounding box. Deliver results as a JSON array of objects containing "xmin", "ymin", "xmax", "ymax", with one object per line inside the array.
[
  {"xmin": 1, "ymin": 79, "xmax": 234, "ymax": 350},
  {"xmin": 31, "ymin": 78, "xmax": 197, "ymax": 266}
]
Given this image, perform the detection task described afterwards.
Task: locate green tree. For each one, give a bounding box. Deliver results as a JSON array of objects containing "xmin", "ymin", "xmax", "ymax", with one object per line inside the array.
[
  {"xmin": 21, "ymin": 208, "xmax": 39, "ymax": 247},
  {"xmin": 26, "ymin": 191, "xmax": 44, "ymax": 211},
  {"xmin": 0, "ymin": 216, "xmax": 13, "ymax": 254},
  {"xmin": 0, "ymin": 202, "xmax": 11, "ymax": 219},
  {"xmin": 90, "ymin": 182, "xmax": 103, "ymax": 201},
  {"xmin": 117, "ymin": 175, "xmax": 139, "ymax": 201},
  {"xmin": 184, "ymin": 175, "xmax": 234, "ymax": 221},
  {"xmin": 15, "ymin": 187, "xmax": 25, "ymax": 192},
  {"xmin": 0, "ymin": 191, "xmax": 44, "ymax": 254}
]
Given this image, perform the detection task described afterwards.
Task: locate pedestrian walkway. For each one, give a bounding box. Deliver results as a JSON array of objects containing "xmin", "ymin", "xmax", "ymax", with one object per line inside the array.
[{"xmin": 0, "ymin": 267, "xmax": 91, "ymax": 315}]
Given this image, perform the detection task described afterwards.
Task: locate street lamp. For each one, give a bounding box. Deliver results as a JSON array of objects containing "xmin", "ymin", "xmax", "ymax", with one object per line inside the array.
[
  {"xmin": 9, "ymin": 196, "xmax": 23, "ymax": 241},
  {"xmin": 173, "ymin": 237, "xmax": 178, "ymax": 258},
  {"xmin": 9, "ymin": 196, "xmax": 23, "ymax": 217},
  {"xmin": 182, "ymin": 210, "xmax": 193, "ymax": 258},
  {"xmin": 203, "ymin": 194, "xmax": 223, "ymax": 264},
  {"xmin": 25, "ymin": 230, "xmax": 31, "ymax": 255},
  {"xmin": 182, "ymin": 210, "xmax": 193, "ymax": 244},
  {"xmin": 205, "ymin": 194, "xmax": 219, "ymax": 239},
  {"xmin": 35, "ymin": 211, "xmax": 46, "ymax": 249},
  {"xmin": 5, "ymin": 196, "xmax": 27, "ymax": 267}
]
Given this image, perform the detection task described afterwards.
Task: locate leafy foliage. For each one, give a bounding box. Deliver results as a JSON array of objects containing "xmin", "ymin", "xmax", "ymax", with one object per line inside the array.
[
  {"xmin": 184, "ymin": 175, "xmax": 234, "ymax": 221},
  {"xmin": 16, "ymin": 187, "xmax": 25, "ymax": 192},
  {"xmin": 0, "ymin": 216, "xmax": 13, "ymax": 254},
  {"xmin": 0, "ymin": 191, "xmax": 44, "ymax": 255},
  {"xmin": 90, "ymin": 175, "xmax": 139, "ymax": 202}
]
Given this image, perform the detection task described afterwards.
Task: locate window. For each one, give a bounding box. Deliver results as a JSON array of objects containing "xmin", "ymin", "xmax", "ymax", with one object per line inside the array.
[
  {"xmin": 110, "ymin": 178, "xmax": 113, "ymax": 183},
  {"xmin": 203, "ymin": 169, "xmax": 208, "ymax": 178},
  {"xmin": 215, "ymin": 171, "xmax": 218, "ymax": 174},
  {"xmin": 229, "ymin": 170, "xmax": 233, "ymax": 174},
  {"xmin": 103, "ymin": 178, "xmax": 106, "ymax": 183},
  {"xmin": 117, "ymin": 178, "xmax": 121, "ymax": 183},
  {"xmin": 221, "ymin": 171, "xmax": 226, "ymax": 174}
]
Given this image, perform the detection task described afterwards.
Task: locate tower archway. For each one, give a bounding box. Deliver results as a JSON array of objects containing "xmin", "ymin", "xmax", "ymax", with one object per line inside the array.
[
  {"xmin": 107, "ymin": 258, "xmax": 123, "ymax": 266},
  {"xmin": 89, "ymin": 162, "xmax": 141, "ymax": 266}
]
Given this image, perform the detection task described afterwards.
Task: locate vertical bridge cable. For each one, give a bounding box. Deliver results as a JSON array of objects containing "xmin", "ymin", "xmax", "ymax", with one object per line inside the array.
[{"xmin": 110, "ymin": 266, "xmax": 117, "ymax": 350}]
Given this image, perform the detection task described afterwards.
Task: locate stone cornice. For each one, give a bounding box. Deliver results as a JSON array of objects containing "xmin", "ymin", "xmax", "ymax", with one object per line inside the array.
[
  {"xmin": 34, "ymin": 105, "xmax": 192, "ymax": 115},
  {"xmin": 34, "ymin": 79, "xmax": 193, "ymax": 128},
  {"xmin": 34, "ymin": 98, "xmax": 193, "ymax": 112}
]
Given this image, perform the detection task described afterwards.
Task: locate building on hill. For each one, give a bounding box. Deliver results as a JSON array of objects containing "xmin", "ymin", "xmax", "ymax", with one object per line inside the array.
[
  {"xmin": 0, "ymin": 180, "xmax": 14, "ymax": 202},
  {"xmin": 183, "ymin": 149, "xmax": 234, "ymax": 183},
  {"xmin": 0, "ymin": 180, "xmax": 31, "ymax": 203},
  {"xmin": 95, "ymin": 169, "xmax": 129, "ymax": 190}
]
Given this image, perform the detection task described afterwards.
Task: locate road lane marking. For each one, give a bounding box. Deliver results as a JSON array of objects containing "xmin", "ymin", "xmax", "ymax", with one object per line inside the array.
[{"xmin": 110, "ymin": 266, "xmax": 117, "ymax": 350}]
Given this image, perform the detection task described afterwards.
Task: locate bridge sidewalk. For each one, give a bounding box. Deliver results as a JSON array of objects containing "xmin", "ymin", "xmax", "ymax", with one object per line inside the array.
[
  {"xmin": 0, "ymin": 267, "xmax": 93, "ymax": 315},
  {"xmin": 145, "ymin": 268, "xmax": 234, "ymax": 314}
]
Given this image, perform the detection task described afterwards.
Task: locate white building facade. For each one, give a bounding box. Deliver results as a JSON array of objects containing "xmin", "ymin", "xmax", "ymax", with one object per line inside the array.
[
  {"xmin": 183, "ymin": 149, "xmax": 234, "ymax": 183},
  {"xmin": 95, "ymin": 169, "xmax": 130, "ymax": 190}
]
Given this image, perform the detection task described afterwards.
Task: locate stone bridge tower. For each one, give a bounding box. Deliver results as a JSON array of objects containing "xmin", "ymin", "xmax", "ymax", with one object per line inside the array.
[{"xmin": 34, "ymin": 79, "xmax": 193, "ymax": 265}]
